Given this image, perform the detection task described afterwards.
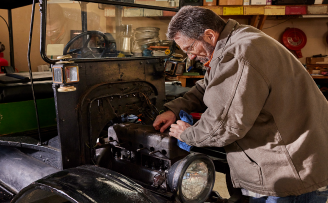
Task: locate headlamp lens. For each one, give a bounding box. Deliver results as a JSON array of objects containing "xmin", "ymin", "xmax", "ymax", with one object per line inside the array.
[{"xmin": 181, "ymin": 160, "xmax": 209, "ymax": 200}]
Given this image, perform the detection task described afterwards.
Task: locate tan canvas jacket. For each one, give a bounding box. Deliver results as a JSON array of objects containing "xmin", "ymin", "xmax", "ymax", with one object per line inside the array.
[{"xmin": 165, "ymin": 19, "xmax": 328, "ymax": 197}]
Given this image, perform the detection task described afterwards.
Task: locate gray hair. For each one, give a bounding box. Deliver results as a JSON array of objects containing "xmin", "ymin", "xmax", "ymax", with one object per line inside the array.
[{"xmin": 166, "ymin": 6, "xmax": 227, "ymax": 40}]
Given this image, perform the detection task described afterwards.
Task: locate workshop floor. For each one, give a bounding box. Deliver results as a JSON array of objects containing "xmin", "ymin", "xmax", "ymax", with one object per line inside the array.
[{"xmin": 213, "ymin": 172, "xmax": 230, "ymax": 199}]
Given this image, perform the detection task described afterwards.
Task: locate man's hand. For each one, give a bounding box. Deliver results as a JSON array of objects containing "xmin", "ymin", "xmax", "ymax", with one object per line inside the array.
[
  {"xmin": 153, "ymin": 110, "xmax": 177, "ymax": 133},
  {"xmin": 169, "ymin": 120, "xmax": 191, "ymax": 141}
]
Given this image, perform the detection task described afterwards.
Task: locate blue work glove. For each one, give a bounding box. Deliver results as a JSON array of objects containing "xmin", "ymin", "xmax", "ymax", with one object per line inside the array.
[{"xmin": 177, "ymin": 110, "xmax": 193, "ymax": 152}]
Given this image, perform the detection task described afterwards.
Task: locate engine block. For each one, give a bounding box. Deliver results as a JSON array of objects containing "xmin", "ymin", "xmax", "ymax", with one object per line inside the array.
[
  {"xmin": 99, "ymin": 123, "xmax": 189, "ymax": 192},
  {"xmin": 109, "ymin": 123, "xmax": 188, "ymax": 160}
]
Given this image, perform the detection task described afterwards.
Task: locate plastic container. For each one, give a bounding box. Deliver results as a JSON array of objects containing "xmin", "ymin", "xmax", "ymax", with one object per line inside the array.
[
  {"xmin": 203, "ymin": 0, "xmax": 217, "ymax": 6},
  {"xmin": 132, "ymin": 27, "xmax": 161, "ymax": 56},
  {"xmin": 312, "ymin": 70, "xmax": 321, "ymax": 75}
]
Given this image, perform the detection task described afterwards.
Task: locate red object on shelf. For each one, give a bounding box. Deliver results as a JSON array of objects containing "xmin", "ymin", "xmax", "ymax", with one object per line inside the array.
[
  {"xmin": 282, "ymin": 28, "xmax": 307, "ymax": 58},
  {"xmin": 191, "ymin": 113, "xmax": 202, "ymax": 120},
  {"xmin": 0, "ymin": 52, "xmax": 8, "ymax": 74},
  {"xmin": 285, "ymin": 6, "xmax": 307, "ymax": 15},
  {"xmin": 163, "ymin": 11, "xmax": 176, "ymax": 16}
]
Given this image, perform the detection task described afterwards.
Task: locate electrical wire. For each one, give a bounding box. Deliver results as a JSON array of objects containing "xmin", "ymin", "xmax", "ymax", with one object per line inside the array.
[
  {"xmin": 140, "ymin": 92, "xmax": 159, "ymax": 114},
  {"xmin": 262, "ymin": 18, "xmax": 293, "ymax": 30},
  {"xmin": 0, "ymin": 15, "xmax": 9, "ymax": 31},
  {"xmin": 28, "ymin": 0, "xmax": 43, "ymax": 145}
]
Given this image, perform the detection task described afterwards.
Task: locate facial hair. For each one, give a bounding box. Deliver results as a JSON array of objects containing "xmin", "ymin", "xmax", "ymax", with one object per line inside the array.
[{"xmin": 196, "ymin": 40, "xmax": 215, "ymax": 64}]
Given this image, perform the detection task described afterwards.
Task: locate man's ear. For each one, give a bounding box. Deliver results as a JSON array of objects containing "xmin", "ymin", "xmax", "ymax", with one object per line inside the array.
[{"xmin": 203, "ymin": 29, "xmax": 220, "ymax": 46}]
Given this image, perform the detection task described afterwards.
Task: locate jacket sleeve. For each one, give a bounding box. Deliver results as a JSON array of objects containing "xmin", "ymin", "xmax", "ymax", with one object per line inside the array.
[
  {"xmin": 180, "ymin": 54, "xmax": 270, "ymax": 147},
  {"xmin": 164, "ymin": 79, "xmax": 207, "ymax": 119}
]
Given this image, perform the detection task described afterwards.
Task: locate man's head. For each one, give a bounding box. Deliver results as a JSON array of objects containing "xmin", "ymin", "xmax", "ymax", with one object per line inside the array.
[{"xmin": 166, "ymin": 6, "xmax": 226, "ymax": 63}]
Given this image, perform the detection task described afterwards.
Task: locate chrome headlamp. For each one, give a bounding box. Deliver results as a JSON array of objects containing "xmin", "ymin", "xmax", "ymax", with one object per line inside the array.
[{"xmin": 167, "ymin": 153, "xmax": 215, "ymax": 203}]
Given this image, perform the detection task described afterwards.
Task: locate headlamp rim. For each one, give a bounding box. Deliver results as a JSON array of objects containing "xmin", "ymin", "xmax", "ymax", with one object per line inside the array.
[{"xmin": 168, "ymin": 153, "xmax": 215, "ymax": 203}]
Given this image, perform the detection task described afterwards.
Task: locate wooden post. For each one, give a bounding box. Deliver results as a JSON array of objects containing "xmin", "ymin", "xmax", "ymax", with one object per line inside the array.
[
  {"xmin": 249, "ymin": 15, "xmax": 259, "ymax": 28},
  {"xmin": 257, "ymin": 15, "xmax": 267, "ymax": 30}
]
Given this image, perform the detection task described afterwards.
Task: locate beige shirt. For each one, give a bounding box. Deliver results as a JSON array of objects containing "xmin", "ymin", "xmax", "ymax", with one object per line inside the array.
[{"xmin": 165, "ymin": 19, "xmax": 328, "ymax": 197}]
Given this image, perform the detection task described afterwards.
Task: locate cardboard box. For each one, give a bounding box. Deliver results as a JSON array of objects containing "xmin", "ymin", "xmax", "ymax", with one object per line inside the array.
[
  {"xmin": 219, "ymin": 0, "xmax": 243, "ymax": 5},
  {"xmin": 244, "ymin": 6, "xmax": 265, "ymax": 15},
  {"xmin": 285, "ymin": 6, "xmax": 307, "ymax": 15},
  {"xmin": 203, "ymin": 0, "xmax": 218, "ymax": 6},
  {"xmin": 306, "ymin": 57, "xmax": 325, "ymax": 65},
  {"xmin": 244, "ymin": 0, "xmax": 250, "ymax": 5},
  {"xmin": 264, "ymin": 6, "xmax": 285, "ymax": 15},
  {"xmin": 251, "ymin": 0, "xmax": 266, "ymax": 5},
  {"xmin": 314, "ymin": 0, "xmax": 323, "ymax": 4},
  {"xmin": 123, "ymin": 7, "xmax": 144, "ymax": 17},
  {"xmin": 163, "ymin": 11, "xmax": 176, "ymax": 16},
  {"xmin": 307, "ymin": 5, "xmax": 328, "ymax": 14},
  {"xmin": 105, "ymin": 8, "xmax": 116, "ymax": 17},
  {"xmin": 204, "ymin": 6, "xmax": 223, "ymax": 15},
  {"xmin": 223, "ymin": 6, "xmax": 244, "ymax": 15},
  {"xmin": 144, "ymin": 9, "xmax": 163, "ymax": 16}
]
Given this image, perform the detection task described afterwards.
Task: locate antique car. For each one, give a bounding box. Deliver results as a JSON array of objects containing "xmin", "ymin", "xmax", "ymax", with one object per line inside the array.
[{"xmin": 0, "ymin": 0, "xmax": 241, "ymax": 202}]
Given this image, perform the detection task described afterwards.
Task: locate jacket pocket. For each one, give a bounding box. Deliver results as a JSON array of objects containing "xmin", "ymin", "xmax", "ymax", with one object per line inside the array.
[{"xmin": 225, "ymin": 142, "xmax": 263, "ymax": 187}]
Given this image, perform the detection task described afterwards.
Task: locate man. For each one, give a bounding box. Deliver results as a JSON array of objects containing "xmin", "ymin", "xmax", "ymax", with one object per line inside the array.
[
  {"xmin": 46, "ymin": 4, "xmax": 70, "ymax": 45},
  {"xmin": 153, "ymin": 6, "xmax": 328, "ymax": 203}
]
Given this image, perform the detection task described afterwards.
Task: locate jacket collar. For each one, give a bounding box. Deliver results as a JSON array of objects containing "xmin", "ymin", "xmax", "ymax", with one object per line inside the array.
[{"xmin": 209, "ymin": 19, "xmax": 239, "ymax": 68}]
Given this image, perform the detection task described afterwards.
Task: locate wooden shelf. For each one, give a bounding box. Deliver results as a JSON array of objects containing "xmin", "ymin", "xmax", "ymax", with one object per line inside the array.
[
  {"xmin": 201, "ymin": 5, "xmax": 328, "ymax": 29},
  {"xmin": 105, "ymin": 16, "xmax": 174, "ymax": 19},
  {"xmin": 312, "ymin": 75, "xmax": 328, "ymax": 79},
  {"xmin": 177, "ymin": 75, "xmax": 204, "ymax": 87},
  {"xmin": 203, "ymin": 4, "xmax": 328, "ymax": 7}
]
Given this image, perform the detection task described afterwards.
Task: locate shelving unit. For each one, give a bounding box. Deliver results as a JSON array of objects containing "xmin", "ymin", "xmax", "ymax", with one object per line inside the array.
[
  {"xmin": 202, "ymin": 4, "xmax": 328, "ymax": 15},
  {"xmin": 312, "ymin": 75, "xmax": 328, "ymax": 79},
  {"xmin": 103, "ymin": 4, "xmax": 328, "ymax": 30},
  {"xmin": 202, "ymin": 4, "xmax": 328, "ymax": 29}
]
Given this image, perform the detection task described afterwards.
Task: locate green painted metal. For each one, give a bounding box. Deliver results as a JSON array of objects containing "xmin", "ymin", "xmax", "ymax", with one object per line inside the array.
[{"xmin": 0, "ymin": 98, "xmax": 57, "ymax": 135}]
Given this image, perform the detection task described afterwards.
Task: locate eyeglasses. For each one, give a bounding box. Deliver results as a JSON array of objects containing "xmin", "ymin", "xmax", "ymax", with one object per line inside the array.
[{"xmin": 187, "ymin": 39, "xmax": 197, "ymax": 55}]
